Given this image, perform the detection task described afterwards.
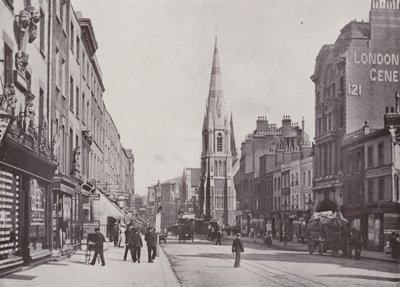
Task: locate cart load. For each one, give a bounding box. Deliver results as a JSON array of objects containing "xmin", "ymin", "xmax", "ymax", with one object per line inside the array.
[{"xmin": 306, "ymin": 211, "xmax": 360, "ymax": 258}]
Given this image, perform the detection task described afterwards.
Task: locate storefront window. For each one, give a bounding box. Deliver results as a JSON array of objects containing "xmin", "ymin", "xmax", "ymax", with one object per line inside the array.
[
  {"xmin": 62, "ymin": 195, "xmax": 72, "ymax": 246},
  {"xmin": 29, "ymin": 179, "xmax": 48, "ymax": 253},
  {"xmin": 0, "ymin": 169, "xmax": 20, "ymax": 259},
  {"xmin": 368, "ymin": 214, "xmax": 380, "ymax": 248}
]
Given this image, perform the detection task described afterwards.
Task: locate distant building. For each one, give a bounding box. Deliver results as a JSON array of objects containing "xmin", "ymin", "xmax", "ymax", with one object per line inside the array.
[
  {"xmin": 181, "ymin": 168, "xmax": 200, "ymax": 213},
  {"xmin": 236, "ymin": 115, "xmax": 312, "ymax": 239}
]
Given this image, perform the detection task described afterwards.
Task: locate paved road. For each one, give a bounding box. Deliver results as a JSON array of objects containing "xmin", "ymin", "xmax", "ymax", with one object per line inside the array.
[{"xmin": 163, "ymin": 238, "xmax": 400, "ymax": 287}]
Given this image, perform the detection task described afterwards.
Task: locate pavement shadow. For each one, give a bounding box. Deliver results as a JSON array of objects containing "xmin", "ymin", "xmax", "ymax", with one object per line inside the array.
[
  {"xmin": 4, "ymin": 274, "xmax": 37, "ymax": 281},
  {"xmin": 319, "ymin": 274, "xmax": 400, "ymax": 282}
]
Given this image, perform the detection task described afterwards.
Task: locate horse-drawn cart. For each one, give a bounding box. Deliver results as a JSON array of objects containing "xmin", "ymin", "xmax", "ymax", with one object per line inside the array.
[{"xmin": 306, "ymin": 211, "xmax": 361, "ymax": 259}]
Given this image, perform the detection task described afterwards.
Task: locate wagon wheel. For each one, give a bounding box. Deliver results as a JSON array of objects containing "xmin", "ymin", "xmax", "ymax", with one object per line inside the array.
[
  {"xmin": 308, "ymin": 239, "xmax": 314, "ymax": 254},
  {"xmin": 318, "ymin": 242, "xmax": 324, "ymax": 256}
]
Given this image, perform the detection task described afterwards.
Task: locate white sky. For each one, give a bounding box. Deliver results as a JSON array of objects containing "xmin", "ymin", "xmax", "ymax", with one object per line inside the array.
[{"xmin": 72, "ymin": 0, "xmax": 371, "ymax": 195}]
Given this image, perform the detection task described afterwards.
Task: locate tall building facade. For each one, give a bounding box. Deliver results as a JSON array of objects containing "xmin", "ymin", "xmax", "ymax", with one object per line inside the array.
[
  {"xmin": 311, "ymin": 0, "xmax": 400, "ymax": 250},
  {"xmin": 199, "ymin": 38, "xmax": 237, "ymax": 226},
  {"xmin": 0, "ymin": 0, "xmax": 55, "ymax": 268},
  {"xmin": 0, "ymin": 0, "xmax": 135, "ymax": 273}
]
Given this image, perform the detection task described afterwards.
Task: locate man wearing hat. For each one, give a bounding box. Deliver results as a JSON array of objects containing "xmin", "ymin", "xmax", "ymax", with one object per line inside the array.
[
  {"xmin": 90, "ymin": 228, "xmax": 106, "ymax": 266},
  {"xmin": 231, "ymin": 233, "xmax": 244, "ymax": 268}
]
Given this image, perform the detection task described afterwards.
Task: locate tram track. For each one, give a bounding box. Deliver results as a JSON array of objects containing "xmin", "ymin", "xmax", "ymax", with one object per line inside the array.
[{"xmin": 191, "ymin": 243, "xmax": 329, "ymax": 287}]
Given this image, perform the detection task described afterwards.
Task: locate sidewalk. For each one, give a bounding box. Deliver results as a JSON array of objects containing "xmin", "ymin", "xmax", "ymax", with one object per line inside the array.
[
  {"xmin": 0, "ymin": 241, "xmax": 180, "ymax": 287},
  {"xmin": 225, "ymin": 234, "xmax": 399, "ymax": 264}
]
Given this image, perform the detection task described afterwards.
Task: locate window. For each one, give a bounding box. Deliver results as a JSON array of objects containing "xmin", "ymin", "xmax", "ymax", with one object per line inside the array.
[
  {"xmin": 70, "ymin": 77, "xmax": 74, "ymax": 112},
  {"xmin": 339, "ymin": 106, "xmax": 344, "ymax": 128},
  {"xmin": 217, "ymin": 133, "xmax": 223, "ymax": 152},
  {"xmin": 378, "ymin": 142, "xmax": 384, "ymax": 166},
  {"xmin": 295, "ymin": 173, "xmax": 298, "ymax": 186},
  {"xmin": 82, "ymin": 52, "xmax": 86, "ymax": 77},
  {"xmin": 368, "ymin": 146, "xmax": 373, "ymax": 168},
  {"xmin": 4, "ymin": 43, "xmax": 13, "ymax": 84},
  {"xmin": 39, "ymin": 8, "xmax": 45, "ymax": 53},
  {"xmin": 39, "ymin": 88, "xmax": 44, "ymax": 128},
  {"xmin": 356, "ymin": 151, "xmax": 362, "ymax": 172},
  {"xmin": 308, "ymin": 170, "xmax": 311, "ymax": 185},
  {"xmin": 70, "ymin": 23, "xmax": 74, "ymax": 51},
  {"xmin": 56, "ymin": 0, "xmax": 60, "ymax": 21},
  {"xmin": 378, "ymin": 178, "xmax": 384, "ymax": 201},
  {"xmin": 76, "ymin": 36, "xmax": 80, "ymax": 62},
  {"xmin": 347, "ymin": 154, "xmax": 352, "ymax": 174},
  {"xmin": 278, "ymin": 177, "xmax": 281, "ymax": 190},
  {"xmin": 86, "ymin": 62, "xmax": 89, "ymax": 83},
  {"xmin": 82, "ymin": 93, "xmax": 86, "ymax": 124},
  {"xmin": 340, "ymin": 76, "xmax": 344, "ymax": 92},
  {"xmin": 303, "ymin": 172, "xmax": 305, "ymax": 186},
  {"xmin": 368, "ymin": 180, "xmax": 373, "ymax": 203},
  {"xmin": 62, "ymin": 2, "xmax": 67, "ymax": 33},
  {"xmin": 76, "ymin": 86, "xmax": 79, "ymax": 117},
  {"xmin": 61, "ymin": 58, "xmax": 66, "ymax": 97}
]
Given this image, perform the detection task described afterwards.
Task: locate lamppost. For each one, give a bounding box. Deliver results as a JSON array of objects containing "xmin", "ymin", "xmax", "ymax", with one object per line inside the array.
[
  {"xmin": 154, "ymin": 181, "xmax": 162, "ymax": 257},
  {"xmin": 282, "ymin": 197, "xmax": 290, "ymax": 246}
]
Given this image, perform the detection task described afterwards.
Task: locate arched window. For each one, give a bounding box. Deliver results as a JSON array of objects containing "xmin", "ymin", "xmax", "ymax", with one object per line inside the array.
[
  {"xmin": 218, "ymin": 160, "xmax": 222, "ymax": 177},
  {"xmin": 214, "ymin": 161, "xmax": 218, "ymax": 176},
  {"xmin": 217, "ymin": 133, "xmax": 223, "ymax": 152}
]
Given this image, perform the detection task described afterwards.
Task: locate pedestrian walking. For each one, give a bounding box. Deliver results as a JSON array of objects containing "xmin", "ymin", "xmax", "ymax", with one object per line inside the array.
[
  {"xmin": 232, "ymin": 233, "xmax": 244, "ymax": 268},
  {"xmin": 390, "ymin": 232, "xmax": 400, "ymax": 259},
  {"xmin": 123, "ymin": 225, "xmax": 133, "ymax": 261},
  {"xmin": 90, "ymin": 228, "xmax": 106, "ymax": 266},
  {"xmin": 118, "ymin": 225, "xmax": 125, "ymax": 247},
  {"xmin": 145, "ymin": 227, "xmax": 157, "ymax": 262},
  {"xmin": 215, "ymin": 229, "xmax": 222, "ymax": 245},
  {"xmin": 113, "ymin": 223, "xmax": 119, "ymax": 247},
  {"xmin": 132, "ymin": 229, "xmax": 143, "ymax": 263}
]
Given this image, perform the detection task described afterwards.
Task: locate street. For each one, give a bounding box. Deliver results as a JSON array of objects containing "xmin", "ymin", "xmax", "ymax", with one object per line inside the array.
[{"xmin": 163, "ymin": 237, "xmax": 400, "ymax": 287}]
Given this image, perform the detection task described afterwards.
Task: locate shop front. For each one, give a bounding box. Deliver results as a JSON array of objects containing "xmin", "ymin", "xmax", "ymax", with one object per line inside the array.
[
  {"xmin": 52, "ymin": 175, "xmax": 82, "ymax": 256},
  {"xmin": 0, "ymin": 136, "xmax": 55, "ymax": 272}
]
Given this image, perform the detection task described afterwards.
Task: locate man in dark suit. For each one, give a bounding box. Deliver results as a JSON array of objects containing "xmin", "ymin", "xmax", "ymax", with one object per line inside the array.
[
  {"xmin": 145, "ymin": 227, "xmax": 157, "ymax": 262},
  {"xmin": 215, "ymin": 229, "xmax": 222, "ymax": 245},
  {"xmin": 131, "ymin": 229, "xmax": 143, "ymax": 263},
  {"xmin": 123, "ymin": 225, "xmax": 133, "ymax": 261},
  {"xmin": 90, "ymin": 228, "xmax": 105, "ymax": 266},
  {"xmin": 231, "ymin": 233, "xmax": 244, "ymax": 268}
]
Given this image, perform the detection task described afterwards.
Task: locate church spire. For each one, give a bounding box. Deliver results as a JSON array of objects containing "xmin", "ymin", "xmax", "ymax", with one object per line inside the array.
[
  {"xmin": 209, "ymin": 36, "xmax": 223, "ymax": 98},
  {"xmin": 230, "ymin": 113, "xmax": 238, "ymax": 158}
]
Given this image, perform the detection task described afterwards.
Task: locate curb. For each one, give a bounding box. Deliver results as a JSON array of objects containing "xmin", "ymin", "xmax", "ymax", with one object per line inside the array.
[{"xmin": 159, "ymin": 246, "xmax": 181, "ymax": 287}]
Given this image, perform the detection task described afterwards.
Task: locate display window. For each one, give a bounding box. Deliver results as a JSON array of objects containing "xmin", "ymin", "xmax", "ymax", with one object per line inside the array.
[
  {"xmin": 0, "ymin": 169, "xmax": 20, "ymax": 259},
  {"xmin": 29, "ymin": 179, "xmax": 48, "ymax": 253}
]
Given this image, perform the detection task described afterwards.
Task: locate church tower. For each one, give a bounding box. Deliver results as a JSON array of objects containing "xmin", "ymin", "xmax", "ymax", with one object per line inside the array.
[{"xmin": 199, "ymin": 37, "xmax": 237, "ymax": 226}]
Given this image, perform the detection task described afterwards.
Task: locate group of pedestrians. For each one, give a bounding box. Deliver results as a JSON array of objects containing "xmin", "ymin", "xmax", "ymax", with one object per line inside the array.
[
  {"xmin": 89, "ymin": 225, "xmax": 244, "ymax": 269},
  {"xmin": 123, "ymin": 226, "xmax": 157, "ymax": 263},
  {"xmin": 89, "ymin": 226, "xmax": 158, "ymax": 266}
]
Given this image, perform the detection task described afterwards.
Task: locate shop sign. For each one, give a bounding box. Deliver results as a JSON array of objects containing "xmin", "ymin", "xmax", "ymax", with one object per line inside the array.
[
  {"xmin": 366, "ymin": 166, "xmax": 391, "ymax": 179},
  {"xmin": 83, "ymin": 221, "xmax": 100, "ymax": 238},
  {"xmin": 90, "ymin": 194, "xmax": 100, "ymax": 200}
]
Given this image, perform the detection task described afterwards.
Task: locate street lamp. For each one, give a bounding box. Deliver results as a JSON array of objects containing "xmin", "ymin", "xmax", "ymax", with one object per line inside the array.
[{"xmin": 282, "ymin": 197, "xmax": 290, "ymax": 246}]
